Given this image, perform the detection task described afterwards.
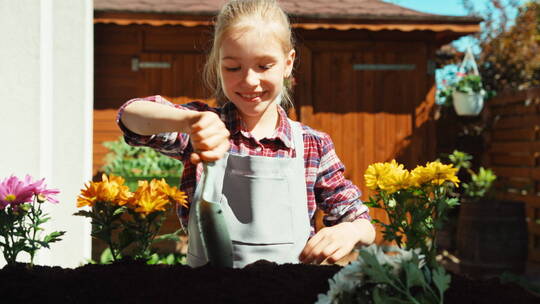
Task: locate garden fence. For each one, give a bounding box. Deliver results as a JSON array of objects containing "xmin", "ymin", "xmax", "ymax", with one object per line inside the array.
[{"xmin": 484, "ymin": 87, "xmax": 540, "ymax": 262}]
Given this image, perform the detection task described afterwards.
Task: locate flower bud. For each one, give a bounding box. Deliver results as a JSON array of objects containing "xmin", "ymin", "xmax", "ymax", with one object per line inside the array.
[
  {"xmin": 37, "ymin": 194, "xmax": 47, "ymax": 203},
  {"xmin": 388, "ymin": 198, "xmax": 397, "ymax": 208}
]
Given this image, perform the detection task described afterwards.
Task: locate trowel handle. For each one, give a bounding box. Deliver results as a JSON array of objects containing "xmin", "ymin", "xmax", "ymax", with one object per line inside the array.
[{"xmin": 201, "ymin": 162, "xmax": 217, "ymax": 201}]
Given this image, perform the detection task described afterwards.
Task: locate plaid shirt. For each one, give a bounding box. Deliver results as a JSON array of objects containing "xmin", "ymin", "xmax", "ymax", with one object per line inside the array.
[{"xmin": 117, "ymin": 95, "xmax": 370, "ymax": 235}]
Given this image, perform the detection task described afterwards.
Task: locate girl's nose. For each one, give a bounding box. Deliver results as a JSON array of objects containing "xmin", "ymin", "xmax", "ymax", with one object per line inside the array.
[{"xmin": 242, "ymin": 68, "xmax": 260, "ymax": 86}]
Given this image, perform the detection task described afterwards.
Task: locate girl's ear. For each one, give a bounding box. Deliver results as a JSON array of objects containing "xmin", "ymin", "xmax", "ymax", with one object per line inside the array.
[{"xmin": 284, "ymin": 49, "xmax": 296, "ymax": 78}]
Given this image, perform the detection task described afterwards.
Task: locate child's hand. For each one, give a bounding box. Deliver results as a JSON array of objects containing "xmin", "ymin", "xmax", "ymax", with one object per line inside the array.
[
  {"xmin": 188, "ymin": 111, "xmax": 230, "ymax": 164},
  {"xmin": 299, "ymin": 219, "xmax": 375, "ymax": 264}
]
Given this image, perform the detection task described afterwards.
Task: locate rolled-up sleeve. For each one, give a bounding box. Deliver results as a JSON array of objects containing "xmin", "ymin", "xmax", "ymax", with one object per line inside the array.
[
  {"xmin": 116, "ymin": 95, "xmax": 204, "ymax": 160},
  {"xmin": 314, "ymin": 133, "xmax": 371, "ymax": 226}
]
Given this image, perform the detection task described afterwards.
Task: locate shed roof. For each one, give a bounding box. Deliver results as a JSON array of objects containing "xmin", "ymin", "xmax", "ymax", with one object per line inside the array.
[{"xmin": 94, "ymin": 0, "xmax": 481, "ymax": 37}]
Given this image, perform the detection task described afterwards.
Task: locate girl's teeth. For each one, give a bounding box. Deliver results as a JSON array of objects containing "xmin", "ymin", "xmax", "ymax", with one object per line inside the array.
[{"xmin": 242, "ymin": 93, "xmax": 261, "ymax": 98}]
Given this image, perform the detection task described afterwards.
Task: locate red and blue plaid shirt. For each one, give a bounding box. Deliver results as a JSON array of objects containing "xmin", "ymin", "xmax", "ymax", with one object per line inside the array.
[{"xmin": 117, "ymin": 95, "xmax": 370, "ymax": 235}]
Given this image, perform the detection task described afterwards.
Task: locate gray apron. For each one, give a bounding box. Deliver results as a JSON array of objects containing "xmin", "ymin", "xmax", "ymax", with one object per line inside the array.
[{"xmin": 187, "ymin": 120, "xmax": 310, "ymax": 268}]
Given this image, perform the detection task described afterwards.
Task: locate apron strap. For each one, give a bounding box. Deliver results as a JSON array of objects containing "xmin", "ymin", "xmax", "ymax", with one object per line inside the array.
[{"xmin": 288, "ymin": 119, "xmax": 304, "ymax": 160}]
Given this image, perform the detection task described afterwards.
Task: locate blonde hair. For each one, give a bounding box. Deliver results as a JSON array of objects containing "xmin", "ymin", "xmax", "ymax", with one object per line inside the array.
[{"xmin": 203, "ymin": 0, "xmax": 295, "ymax": 110}]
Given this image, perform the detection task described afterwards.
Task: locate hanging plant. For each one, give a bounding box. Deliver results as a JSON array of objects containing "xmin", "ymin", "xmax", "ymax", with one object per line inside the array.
[{"xmin": 438, "ymin": 47, "xmax": 489, "ymax": 116}]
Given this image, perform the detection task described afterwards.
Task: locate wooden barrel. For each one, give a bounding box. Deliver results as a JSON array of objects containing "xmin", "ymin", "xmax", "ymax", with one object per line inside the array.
[{"xmin": 457, "ymin": 199, "xmax": 528, "ymax": 277}]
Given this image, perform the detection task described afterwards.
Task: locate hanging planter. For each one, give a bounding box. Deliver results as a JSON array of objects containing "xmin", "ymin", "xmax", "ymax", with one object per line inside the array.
[
  {"xmin": 452, "ymin": 90, "xmax": 485, "ymax": 116},
  {"xmin": 439, "ymin": 47, "xmax": 486, "ymax": 116}
]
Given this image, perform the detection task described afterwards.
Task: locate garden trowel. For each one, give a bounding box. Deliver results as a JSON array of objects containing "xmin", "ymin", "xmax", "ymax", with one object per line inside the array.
[{"xmin": 195, "ymin": 161, "xmax": 233, "ymax": 267}]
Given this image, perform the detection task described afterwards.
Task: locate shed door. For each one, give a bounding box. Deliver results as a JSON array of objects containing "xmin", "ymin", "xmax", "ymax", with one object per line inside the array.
[{"xmin": 295, "ymin": 41, "xmax": 436, "ymax": 243}]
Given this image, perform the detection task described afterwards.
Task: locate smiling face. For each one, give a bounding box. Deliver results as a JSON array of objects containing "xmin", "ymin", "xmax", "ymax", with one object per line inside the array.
[{"xmin": 219, "ymin": 25, "xmax": 295, "ymax": 121}]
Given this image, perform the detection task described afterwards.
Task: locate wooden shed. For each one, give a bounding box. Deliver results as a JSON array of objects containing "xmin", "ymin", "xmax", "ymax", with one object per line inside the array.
[{"xmin": 92, "ymin": 0, "xmax": 481, "ymax": 251}]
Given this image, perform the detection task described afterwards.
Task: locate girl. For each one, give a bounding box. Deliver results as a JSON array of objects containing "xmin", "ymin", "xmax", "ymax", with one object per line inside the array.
[{"xmin": 118, "ymin": 0, "xmax": 375, "ymax": 268}]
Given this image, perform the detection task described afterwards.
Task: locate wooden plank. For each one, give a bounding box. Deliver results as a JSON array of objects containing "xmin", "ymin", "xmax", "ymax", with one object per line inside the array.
[
  {"xmin": 95, "ymin": 24, "xmax": 142, "ymax": 55},
  {"xmin": 494, "ymin": 178, "xmax": 534, "ymax": 193},
  {"xmin": 489, "ymin": 87, "xmax": 540, "ymax": 106},
  {"xmin": 143, "ymin": 26, "xmax": 208, "ymax": 52},
  {"xmin": 492, "ymin": 114, "xmax": 540, "ymax": 129},
  {"xmin": 489, "ymin": 153, "xmax": 536, "ymax": 166},
  {"xmin": 529, "ymin": 223, "xmax": 540, "ymax": 236},
  {"xmin": 496, "ymin": 192, "xmax": 540, "ymax": 207},
  {"xmin": 492, "ymin": 166, "xmax": 540, "ymax": 181},
  {"xmin": 490, "ymin": 128, "xmax": 536, "ymax": 142},
  {"xmin": 526, "ymin": 205, "xmax": 537, "ymax": 221},
  {"xmin": 95, "ymin": 54, "xmax": 135, "ymax": 75},
  {"xmin": 489, "ymin": 102, "xmax": 539, "ymax": 116},
  {"xmin": 305, "ymin": 40, "xmax": 426, "ymax": 53},
  {"xmin": 529, "ymin": 249, "xmax": 540, "ymax": 262},
  {"xmin": 488, "ymin": 141, "xmax": 533, "ymax": 153}
]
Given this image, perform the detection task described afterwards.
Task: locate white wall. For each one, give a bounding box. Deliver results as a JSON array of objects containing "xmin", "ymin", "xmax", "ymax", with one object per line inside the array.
[{"xmin": 0, "ymin": 0, "xmax": 93, "ymax": 268}]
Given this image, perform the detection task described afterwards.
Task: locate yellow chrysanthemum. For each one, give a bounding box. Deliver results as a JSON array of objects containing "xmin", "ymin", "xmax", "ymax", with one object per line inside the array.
[
  {"xmin": 77, "ymin": 182, "xmax": 100, "ymax": 208},
  {"xmin": 129, "ymin": 179, "xmax": 172, "ymax": 216},
  {"xmin": 378, "ymin": 160, "xmax": 411, "ymax": 193},
  {"xmin": 101, "ymin": 174, "xmax": 132, "ymax": 205},
  {"xmin": 365, "ymin": 160, "xmax": 411, "ymax": 193},
  {"xmin": 411, "ymin": 161, "xmax": 459, "ymax": 187},
  {"xmin": 364, "ymin": 161, "xmax": 392, "ymax": 190},
  {"xmin": 76, "ymin": 174, "xmax": 132, "ymax": 208},
  {"xmin": 379, "ymin": 168, "xmax": 412, "ymax": 194},
  {"xmin": 154, "ymin": 179, "xmax": 188, "ymax": 208}
]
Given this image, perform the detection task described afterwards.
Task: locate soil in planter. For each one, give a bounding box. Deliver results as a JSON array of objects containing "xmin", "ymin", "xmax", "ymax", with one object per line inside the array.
[{"xmin": 0, "ymin": 260, "xmax": 538, "ymax": 303}]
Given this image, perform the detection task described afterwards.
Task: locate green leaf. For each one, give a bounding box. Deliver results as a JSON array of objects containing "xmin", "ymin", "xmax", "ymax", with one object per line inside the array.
[
  {"xmin": 147, "ymin": 253, "xmax": 160, "ymax": 265},
  {"xmin": 112, "ymin": 206, "xmax": 128, "ymax": 217},
  {"xmin": 73, "ymin": 210, "xmax": 95, "ymax": 218},
  {"xmin": 403, "ymin": 260, "xmax": 426, "ymax": 289},
  {"xmin": 359, "ymin": 250, "xmax": 393, "ymax": 284},
  {"xmin": 372, "ymin": 286, "xmax": 411, "ymax": 304},
  {"xmin": 153, "ymin": 232, "xmax": 180, "ymax": 243},
  {"xmin": 432, "ymin": 266, "xmax": 451, "ymax": 299},
  {"xmin": 100, "ymin": 247, "xmax": 114, "ymax": 264},
  {"xmin": 43, "ymin": 231, "xmax": 66, "ymax": 243},
  {"xmin": 165, "ymin": 253, "xmax": 175, "ymax": 265}
]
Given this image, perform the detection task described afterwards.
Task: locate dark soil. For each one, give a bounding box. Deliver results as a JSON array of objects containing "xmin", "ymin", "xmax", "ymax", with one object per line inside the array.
[{"xmin": 0, "ymin": 260, "xmax": 538, "ymax": 304}]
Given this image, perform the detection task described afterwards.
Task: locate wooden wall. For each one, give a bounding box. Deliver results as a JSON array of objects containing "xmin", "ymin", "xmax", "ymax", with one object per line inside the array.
[
  {"xmin": 294, "ymin": 30, "xmax": 438, "ymax": 243},
  {"xmin": 483, "ymin": 87, "xmax": 540, "ymax": 261},
  {"xmin": 94, "ymin": 23, "xmax": 439, "ymax": 255}
]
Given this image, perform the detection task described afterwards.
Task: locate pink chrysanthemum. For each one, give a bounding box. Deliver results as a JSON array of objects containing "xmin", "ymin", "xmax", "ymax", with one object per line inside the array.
[
  {"xmin": 0, "ymin": 175, "xmax": 38, "ymax": 209},
  {"xmin": 32, "ymin": 177, "xmax": 60, "ymax": 204}
]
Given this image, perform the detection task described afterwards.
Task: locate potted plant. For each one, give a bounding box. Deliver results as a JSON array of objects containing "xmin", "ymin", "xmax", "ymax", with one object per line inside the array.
[
  {"xmin": 445, "ymin": 150, "xmax": 528, "ymax": 277},
  {"xmin": 451, "ymin": 74, "xmax": 486, "ymax": 116},
  {"xmin": 101, "ymin": 136, "xmax": 184, "ymax": 191},
  {"xmin": 439, "ymin": 74, "xmax": 486, "ymax": 116}
]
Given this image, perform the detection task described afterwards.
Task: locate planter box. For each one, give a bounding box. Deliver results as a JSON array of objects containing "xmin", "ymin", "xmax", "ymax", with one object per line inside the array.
[{"xmin": 0, "ymin": 260, "xmax": 537, "ymax": 303}]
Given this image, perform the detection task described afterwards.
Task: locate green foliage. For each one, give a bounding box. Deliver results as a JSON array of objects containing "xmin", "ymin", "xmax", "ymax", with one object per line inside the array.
[
  {"xmin": 75, "ymin": 201, "xmax": 183, "ymax": 262},
  {"xmin": 462, "ymin": 167, "xmax": 497, "ymax": 198},
  {"xmin": 316, "ymin": 245, "xmax": 451, "ymax": 304},
  {"xmin": 367, "ymin": 188, "xmax": 459, "ymax": 267},
  {"xmin": 437, "ymin": 75, "xmax": 486, "ymax": 106},
  {"xmin": 446, "ymin": 150, "xmax": 472, "ymax": 170},
  {"xmin": 453, "ymin": 75, "xmax": 483, "ymax": 94},
  {"xmin": 444, "ymin": 150, "xmax": 497, "ymax": 201},
  {"xmin": 463, "ymin": 0, "xmax": 540, "ymax": 92},
  {"xmin": 0, "ymin": 198, "xmax": 65, "ymax": 266},
  {"xmin": 364, "ymin": 160, "xmax": 459, "ymax": 266},
  {"xmin": 102, "ymin": 136, "xmax": 183, "ymax": 178}
]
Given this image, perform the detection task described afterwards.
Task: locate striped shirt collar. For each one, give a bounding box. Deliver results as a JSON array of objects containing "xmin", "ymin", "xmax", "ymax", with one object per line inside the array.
[{"xmin": 222, "ymin": 102, "xmax": 293, "ymax": 149}]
